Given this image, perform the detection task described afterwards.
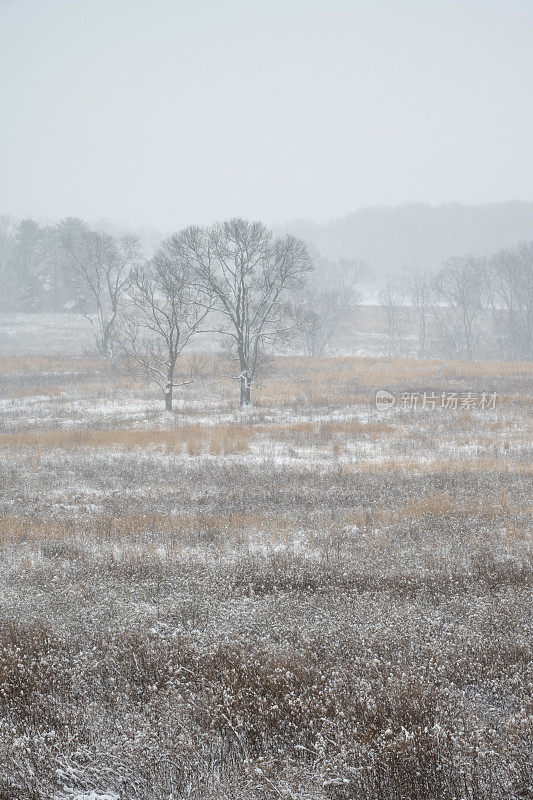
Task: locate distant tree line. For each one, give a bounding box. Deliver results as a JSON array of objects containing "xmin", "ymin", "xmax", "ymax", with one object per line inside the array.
[
  {"xmin": 0, "ymin": 215, "xmax": 315, "ymax": 408},
  {"xmin": 379, "ymin": 245, "xmax": 533, "ymax": 362},
  {"xmin": 0, "ymin": 214, "xmax": 531, "ymax": 409}
]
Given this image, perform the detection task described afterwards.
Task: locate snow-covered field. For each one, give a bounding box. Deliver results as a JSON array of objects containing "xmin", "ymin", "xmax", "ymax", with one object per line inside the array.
[
  {"xmin": 0, "ymin": 342, "xmax": 531, "ymax": 799},
  {"xmin": 0, "ymin": 310, "xmax": 413, "ymax": 360}
]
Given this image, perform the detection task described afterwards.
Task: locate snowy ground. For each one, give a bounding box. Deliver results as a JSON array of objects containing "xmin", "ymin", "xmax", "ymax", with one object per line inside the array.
[
  {"xmin": 0, "ymin": 310, "xmax": 410, "ymax": 359},
  {"xmin": 0, "ymin": 347, "xmax": 531, "ymax": 799}
]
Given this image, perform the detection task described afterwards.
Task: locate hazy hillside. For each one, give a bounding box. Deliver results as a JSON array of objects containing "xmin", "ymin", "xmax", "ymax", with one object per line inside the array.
[{"xmin": 282, "ymin": 201, "xmax": 533, "ymax": 275}]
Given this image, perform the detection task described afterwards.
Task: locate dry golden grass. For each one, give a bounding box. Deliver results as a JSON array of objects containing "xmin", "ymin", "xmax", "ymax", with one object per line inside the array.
[
  {"xmin": 349, "ymin": 491, "xmax": 533, "ymax": 528},
  {"xmin": 1, "ymin": 353, "xmax": 531, "ymax": 382},
  {"xmin": 332, "ymin": 441, "xmax": 342, "ymax": 457},
  {"xmin": 0, "ymin": 510, "xmax": 294, "ymax": 546},
  {"xmin": 321, "ymin": 420, "xmax": 394, "ymax": 437},
  {"xmin": 96, "ymin": 511, "xmax": 271, "ymax": 545},
  {"xmin": 78, "ymin": 376, "xmax": 147, "ymax": 393},
  {"xmin": 344, "ymin": 457, "xmax": 533, "ymax": 475},
  {"xmin": 269, "ymin": 420, "xmax": 395, "ymax": 444},
  {"xmin": 0, "ymin": 424, "xmax": 253, "ymax": 454},
  {"xmin": 439, "ymin": 359, "xmax": 533, "ymax": 378},
  {"xmin": 4, "ymin": 384, "xmax": 65, "ymax": 399},
  {"xmin": 0, "ymin": 356, "xmax": 102, "ymax": 373},
  {"xmin": 0, "ymin": 515, "xmax": 73, "ymax": 544},
  {"xmin": 3, "ymin": 494, "xmax": 529, "ymax": 549},
  {"xmin": 0, "ymin": 417, "xmax": 398, "ymax": 454},
  {"xmin": 486, "ymin": 419, "xmax": 515, "ymax": 430},
  {"xmin": 2, "ymin": 354, "xmax": 530, "ymax": 412},
  {"xmin": 269, "ymin": 354, "xmax": 532, "ymax": 382},
  {"xmin": 251, "ymin": 356, "xmax": 533, "ymax": 406}
]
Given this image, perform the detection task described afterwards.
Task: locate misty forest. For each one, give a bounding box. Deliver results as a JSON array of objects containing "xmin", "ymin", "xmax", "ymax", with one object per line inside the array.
[{"xmin": 0, "ymin": 2, "xmax": 531, "ymax": 800}]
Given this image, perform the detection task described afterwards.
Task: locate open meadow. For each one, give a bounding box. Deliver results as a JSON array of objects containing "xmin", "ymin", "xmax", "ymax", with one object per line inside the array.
[{"xmin": 0, "ymin": 327, "xmax": 531, "ymax": 799}]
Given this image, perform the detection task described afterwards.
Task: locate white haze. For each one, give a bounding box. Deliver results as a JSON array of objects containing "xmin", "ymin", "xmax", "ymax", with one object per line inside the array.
[{"xmin": 0, "ymin": 0, "xmax": 532, "ymax": 230}]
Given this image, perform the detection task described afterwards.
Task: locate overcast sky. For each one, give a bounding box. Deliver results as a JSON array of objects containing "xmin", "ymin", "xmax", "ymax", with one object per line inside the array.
[{"xmin": 0, "ymin": 0, "xmax": 532, "ymax": 230}]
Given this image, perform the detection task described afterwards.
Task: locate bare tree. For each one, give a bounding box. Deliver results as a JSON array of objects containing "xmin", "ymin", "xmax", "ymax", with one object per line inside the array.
[
  {"xmin": 299, "ymin": 288, "xmax": 345, "ymax": 357},
  {"xmin": 121, "ymin": 240, "xmax": 213, "ymax": 411},
  {"xmin": 174, "ymin": 218, "xmax": 311, "ymax": 406},
  {"xmin": 489, "ymin": 242, "xmax": 533, "ymax": 361},
  {"xmin": 60, "ymin": 224, "xmax": 139, "ymax": 360},
  {"xmin": 379, "ymin": 279, "xmax": 407, "ymax": 357},
  {"xmin": 298, "ymin": 269, "xmax": 359, "ymax": 357},
  {"xmin": 432, "ymin": 256, "xmax": 489, "ymax": 360},
  {"xmin": 403, "ymin": 269, "xmax": 432, "ymax": 358},
  {"xmin": 0, "ymin": 215, "xmax": 17, "ymax": 308},
  {"xmin": 52, "ymin": 217, "xmax": 90, "ymax": 312}
]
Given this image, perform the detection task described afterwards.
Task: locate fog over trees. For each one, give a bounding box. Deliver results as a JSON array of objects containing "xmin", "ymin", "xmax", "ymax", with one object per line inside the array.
[
  {"xmin": 1, "ymin": 206, "xmax": 531, "ymax": 373},
  {"xmin": 59, "ymin": 221, "xmax": 141, "ymax": 361},
  {"xmin": 1, "ymin": 2, "xmax": 532, "ymax": 798},
  {"xmin": 282, "ymin": 201, "xmax": 533, "ymax": 274},
  {"xmin": 121, "ymin": 234, "xmax": 214, "ymax": 411},
  {"xmin": 173, "ymin": 219, "xmax": 312, "ymax": 405}
]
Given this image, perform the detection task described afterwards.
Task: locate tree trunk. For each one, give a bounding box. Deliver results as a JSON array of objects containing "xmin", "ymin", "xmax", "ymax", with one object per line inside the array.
[
  {"xmin": 417, "ymin": 314, "xmax": 426, "ymax": 358},
  {"xmin": 165, "ymin": 385, "xmax": 173, "ymax": 412},
  {"xmin": 240, "ymin": 375, "xmax": 251, "ymax": 406}
]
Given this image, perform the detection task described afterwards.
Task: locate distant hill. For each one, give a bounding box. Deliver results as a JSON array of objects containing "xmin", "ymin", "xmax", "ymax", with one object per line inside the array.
[{"xmin": 281, "ymin": 201, "xmax": 533, "ymax": 276}]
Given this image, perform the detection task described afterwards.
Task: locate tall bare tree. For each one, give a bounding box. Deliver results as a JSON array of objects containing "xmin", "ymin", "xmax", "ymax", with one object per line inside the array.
[
  {"xmin": 174, "ymin": 218, "xmax": 311, "ymax": 405},
  {"xmin": 121, "ymin": 239, "xmax": 213, "ymax": 411},
  {"xmin": 379, "ymin": 280, "xmax": 407, "ymax": 357},
  {"xmin": 298, "ymin": 288, "xmax": 347, "ymax": 357},
  {"xmin": 298, "ymin": 268, "xmax": 360, "ymax": 357},
  {"xmin": 60, "ymin": 223, "xmax": 139, "ymax": 360},
  {"xmin": 403, "ymin": 269, "xmax": 432, "ymax": 358},
  {"xmin": 490, "ymin": 242, "xmax": 533, "ymax": 361},
  {"xmin": 432, "ymin": 256, "xmax": 489, "ymax": 360},
  {"xmin": 0, "ymin": 215, "xmax": 17, "ymax": 308}
]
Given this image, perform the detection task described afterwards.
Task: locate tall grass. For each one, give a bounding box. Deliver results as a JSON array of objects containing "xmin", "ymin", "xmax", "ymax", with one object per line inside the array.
[{"xmin": 0, "ymin": 424, "xmax": 253, "ymax": 454}]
